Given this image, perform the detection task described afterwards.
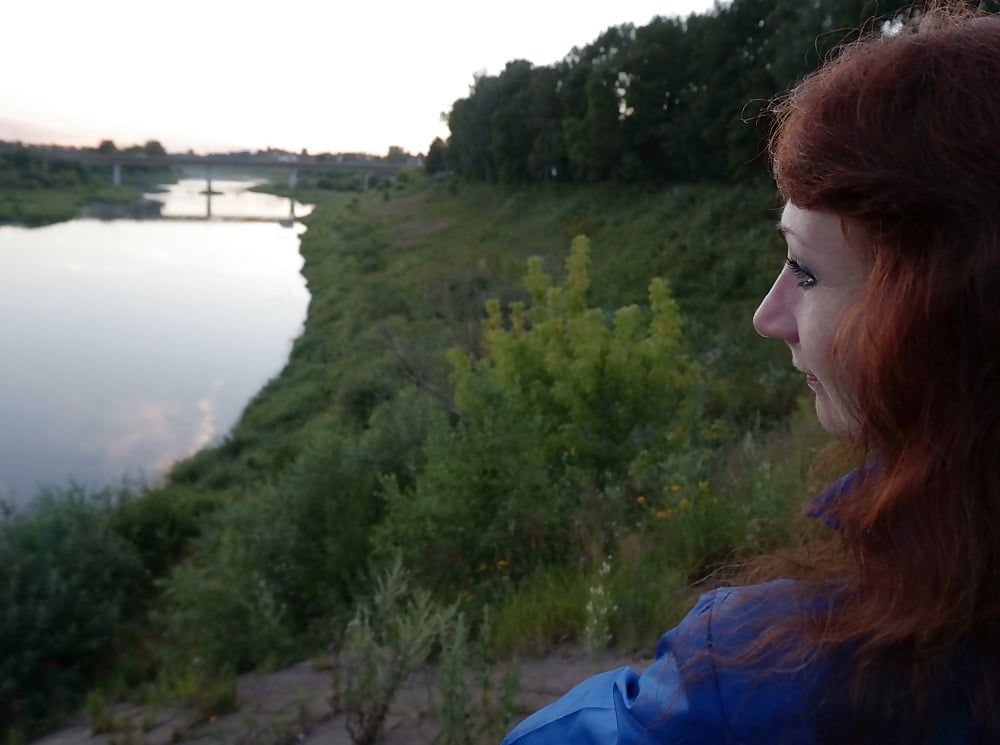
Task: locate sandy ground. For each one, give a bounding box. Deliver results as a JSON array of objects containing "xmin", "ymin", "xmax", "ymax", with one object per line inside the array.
[{"xmin": 32, "ymin": 648, "xmax": 651, "ymax": 745}]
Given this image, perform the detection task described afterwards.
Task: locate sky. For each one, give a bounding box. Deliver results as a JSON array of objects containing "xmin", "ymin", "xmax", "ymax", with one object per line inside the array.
[{"xmin": 0, "ymin": 0, "xmax": 718, "ymax": 156}]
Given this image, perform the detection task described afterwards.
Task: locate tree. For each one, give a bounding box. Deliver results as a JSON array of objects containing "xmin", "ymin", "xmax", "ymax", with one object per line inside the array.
[
  {"xmin": 97, "ymin": 139, "xmax": 117, "ymax": 154},
  {"xmin": 425, "ymin": 137, "xmax": 448, "ymax": 174},
  {"xmin": 488, "ymin": 60, "xmax": 536, "ymax": 183},
  {"xmin": 526, "ymin": 66, "xmax": 566, "ymax": 180},
  {"xmin": 144, "ymin": 140, "xmax": 166, "ymax": 156}
]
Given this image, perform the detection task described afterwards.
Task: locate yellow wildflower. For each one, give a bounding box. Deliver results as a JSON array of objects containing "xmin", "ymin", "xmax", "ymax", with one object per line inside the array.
[
  {"xmin": 678, "ymin": 498, "xmax": 692, "ymax": 510},
  {"xmin": 655, "ymin": 510, "xmax": 669, "ymax": 519},
  {"xmin": 478, "ymin": 563, "xmax": 488, "ymax": 573},
  {"xmin": 670, "ymin": 484, "xmax": 682, "ymax": 493},
  {"xmin": 698, "ymin": 480, "xmax": 710, "ymax": 492},
  {"xmin": 496, "ymin": 559, "xmax": 509, "ymax": 570},
  {"xmin": 635, "ymin": 495, "xmax": 647, "ymax": 506}
]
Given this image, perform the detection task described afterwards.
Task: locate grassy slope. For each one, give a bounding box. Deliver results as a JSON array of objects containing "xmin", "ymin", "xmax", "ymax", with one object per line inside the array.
[
  {"xmin": 171, "ymin": 175, "xmax": 801, "ymax": 494},
  {"xmin": 1, "ymin": 175, "xmax": 843, "ymax": 740}
]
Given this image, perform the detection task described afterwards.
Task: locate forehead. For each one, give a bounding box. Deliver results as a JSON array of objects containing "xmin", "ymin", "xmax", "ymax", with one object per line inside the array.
[{"xmin": 780, "ymin": 202, "xmax": 848, "ymax": 254}]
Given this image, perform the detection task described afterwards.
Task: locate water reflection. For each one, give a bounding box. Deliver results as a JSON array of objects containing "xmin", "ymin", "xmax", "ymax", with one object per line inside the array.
[
  {"xmin": 0, "ymin": 188, "xmax": 311, "ymax": 503},
  {"xmin": 145, "ymin": 178, "xmax": 313, "ymax": 223}
]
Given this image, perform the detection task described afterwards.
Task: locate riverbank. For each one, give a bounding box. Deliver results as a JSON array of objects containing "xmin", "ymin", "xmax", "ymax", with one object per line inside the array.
[
  {"xmin": 4, "ymin": 173, "xmax": 838, "ymax": 742},
  {"xmin": 0, "ymin": 148, "xmax": 178, "ymax": 226},
  {"xmin": 0, "ymin": 183, "xmax": 161, "ymax": 226}
]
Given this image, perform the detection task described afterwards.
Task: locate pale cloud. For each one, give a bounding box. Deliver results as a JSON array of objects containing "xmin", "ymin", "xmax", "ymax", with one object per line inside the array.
[
  {"xmin": 102, "ymin": 400, "xmax": 178, "ymax": 470},
  {"xmin": 188, "ymin": 378, "xmax": 226, "ymax": 455},
  {"xmin": 98, "ymin": 377, "xmax": 226, "ymax": 479}
]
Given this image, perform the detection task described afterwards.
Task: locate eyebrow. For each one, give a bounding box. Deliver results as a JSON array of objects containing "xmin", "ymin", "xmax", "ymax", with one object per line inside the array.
[
  {"xmin": 776, "ymin": 222, "xmax": 796, "ymax": 239},
  {"xmin": 776, "ymin": 222, "xmax": 814, "ymax": 255}
]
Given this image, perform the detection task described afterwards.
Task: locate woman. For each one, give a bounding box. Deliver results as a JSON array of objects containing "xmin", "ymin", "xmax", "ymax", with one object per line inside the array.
[{"xmin": 502, "ymin": 4, "xmax": 1000, "ymax": 743}]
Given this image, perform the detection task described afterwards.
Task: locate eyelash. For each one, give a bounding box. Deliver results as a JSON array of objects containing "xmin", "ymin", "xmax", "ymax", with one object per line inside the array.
[{"xmin": 785, "ymin": 257, "xmax": 817, "ymax": 289}]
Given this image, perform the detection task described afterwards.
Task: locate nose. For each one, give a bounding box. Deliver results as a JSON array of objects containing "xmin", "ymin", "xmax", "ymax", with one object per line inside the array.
[{"xmin": 753, "ymin": 273, "xmax": 799, "ymax": 343}]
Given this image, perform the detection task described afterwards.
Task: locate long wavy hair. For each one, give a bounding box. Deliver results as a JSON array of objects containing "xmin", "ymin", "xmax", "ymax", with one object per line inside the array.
[{"xmin": 756, "ymin": 2, "xmax": 1000, "ymax": 739}]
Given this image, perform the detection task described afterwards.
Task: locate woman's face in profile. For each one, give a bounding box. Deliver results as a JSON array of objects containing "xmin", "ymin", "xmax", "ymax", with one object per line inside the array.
[{"xmin": 753, "ymin": 203, "xmax": 871, "ymax": 438}]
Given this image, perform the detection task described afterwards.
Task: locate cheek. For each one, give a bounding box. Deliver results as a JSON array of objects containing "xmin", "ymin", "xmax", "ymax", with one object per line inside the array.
[
  {"xmin": 800, "ymin": 304, "xmax": 839, "ymax": 368},
  {"xmin": 804, "ymin": 306, "xmax": 859, "ymax": 426}
]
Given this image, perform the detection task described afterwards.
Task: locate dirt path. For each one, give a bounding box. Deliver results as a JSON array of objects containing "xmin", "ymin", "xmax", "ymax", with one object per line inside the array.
[{"xmin": 33, "ymin": 648, "xmax": 651, "ymax": 745}]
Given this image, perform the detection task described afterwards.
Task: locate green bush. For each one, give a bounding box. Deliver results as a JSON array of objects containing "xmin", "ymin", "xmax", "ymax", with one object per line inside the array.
[
  {"xmin": 0, "ymin": 487, "xmax": 145, "ymax": 737},
  {"xmin": 110, "ymin": 485, "xmax": 219, "ymax": 579},
  {"xmin": 376, "ymin": 236, "xmax": 707, "ymax": 595},
  {"xmin": 156, "ymin": 492, "xmax": 301, "ymax": 678},
  {"xmin": 156, "ymin": 388, "xmax": 443, "ymax": 680}
]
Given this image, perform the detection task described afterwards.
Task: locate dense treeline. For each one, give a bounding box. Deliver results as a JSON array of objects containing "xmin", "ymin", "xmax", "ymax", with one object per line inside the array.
[
  {"xmin": 0, "ymin": 142, "xmax": 172, "ymax": 191},
  {"xmin": 438, "ymin": 0, "xmax": 996, "ymax": 183},
  {"xmin": 0, "ymin": 143, "xmax": 176, "ymax": 224},
  {"xmin": 0, "ymin": 147, "xmax": 104, "ymax": 191}
]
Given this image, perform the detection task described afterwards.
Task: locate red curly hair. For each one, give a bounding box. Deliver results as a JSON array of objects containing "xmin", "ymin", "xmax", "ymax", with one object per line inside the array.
[{"xmin": 763, "ymin": 2, "xmax": 1000, "ymax": 738}]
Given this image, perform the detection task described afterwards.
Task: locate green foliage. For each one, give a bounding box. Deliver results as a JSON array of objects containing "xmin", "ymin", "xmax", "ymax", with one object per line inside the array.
[
  {"xmin": 442, "ymin": 0, "xmax": 920, "ymax": 184},
  {"xmin": 110, "ymin": 486, "xmax": 219, "ymax": 579},
  {"xmin": 491, "ymin": 567, "xmax": 589, "ymax": 655},
  {"xmin": 0, "ymin": 145, "xmax": 175, "ymax": 225},
  {"xmin": 583, "ymin": 558, "xmax": 616, "ymax": 654},
  {"xmin": 338, "ymin": 558, "xmax": 446, "ymax": 745},
  {"xmin": 375, "ymin": 395, "xmax": 557, "ymax": 593},
  {"xmin": 3, "ymin": 169, "xmax": 836, "ymax": 735},
  {"xmin": 437, "ymin": 609, "xmax": 520, "ymax": 744},
  {"xmin": 457, "ymin": 235, "xmax": 698, "ymax": 478},
  {"xmin": 377, "ymin": 234, "xmax": 704, "ymax": 594},
  {"xmin": 0, "ymin": 487, "xmax": 146, "ymax": 738},
  {"xmin": 436, "ymin": 611, "xmax": 473, "ymax": 745},
  {"xmin": 166, "ymin": 667, "xmax": 239, "ymax": 721},
  {"xmin": 425, "ymin": 137, "xmax": 448, "ymax": 175},
  {"xmin": 156, "ymin": 387, "xmax": 443, "ymax": 683},
  {"xmin": 156, "ymin": 494, "xmax": 301, "ymax": 678}
]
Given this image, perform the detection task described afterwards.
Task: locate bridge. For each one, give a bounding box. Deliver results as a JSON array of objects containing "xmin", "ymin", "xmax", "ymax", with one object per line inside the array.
[{"xmin": 36, "ymin": 149, "xmax": 413, "ymax": 190}]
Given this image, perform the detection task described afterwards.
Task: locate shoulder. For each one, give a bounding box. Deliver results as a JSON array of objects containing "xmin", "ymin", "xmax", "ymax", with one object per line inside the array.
[
  {"xmin": 502, "ymin": 580, "xmax": 830, "ymax": 745},
  {"xmin": 652, "ymin": 580, "xmax": 828, "ymax": 742}
]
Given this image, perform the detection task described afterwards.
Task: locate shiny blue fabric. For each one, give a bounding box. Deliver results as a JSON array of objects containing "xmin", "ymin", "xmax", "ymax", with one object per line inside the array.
[
  {"xmin": 501, "ymin": 467, "xmax": 981, "ymax": 743},
  {"xmin": 501, "ymin": 580, "xmax": 827, "ymax": 745}
]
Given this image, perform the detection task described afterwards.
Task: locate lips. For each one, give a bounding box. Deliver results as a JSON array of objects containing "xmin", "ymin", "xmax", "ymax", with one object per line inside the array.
[{"xmin": 795, "ymin": 366, "xmax": 819, "ymax": 386}]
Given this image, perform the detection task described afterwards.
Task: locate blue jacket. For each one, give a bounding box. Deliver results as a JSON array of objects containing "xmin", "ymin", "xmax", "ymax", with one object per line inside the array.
[
  {"xmin": 501, "ymin": 471, "xmax": 980, "ymax": 744},
  {"xmin": 501, "ymin": 580, "xmax": 979, "ymax": 744}
]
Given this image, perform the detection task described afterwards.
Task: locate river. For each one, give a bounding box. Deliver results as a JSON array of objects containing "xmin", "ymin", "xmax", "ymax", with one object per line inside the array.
[{"xmin": 0, "ymin": 178, "xmax": 312, "ymax": 504}]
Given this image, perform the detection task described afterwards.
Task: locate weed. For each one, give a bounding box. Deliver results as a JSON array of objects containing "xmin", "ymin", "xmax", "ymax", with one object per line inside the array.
[
  {"xmin": 339, "ymin": 558, "xmax": 446, "ymax": 745},
  {"xmin": 437, "ymin": 611, "xmax": 473, "ymax": 745},
  {"xmin": 583, "ymin": 558, "xmax": 617, "ymax": 655}
]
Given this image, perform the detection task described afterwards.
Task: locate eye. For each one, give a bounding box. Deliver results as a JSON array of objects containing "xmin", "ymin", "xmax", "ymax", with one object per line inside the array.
[{"xmin": 785, "ymin": 257, "xmax": 817, "ymax": 289}]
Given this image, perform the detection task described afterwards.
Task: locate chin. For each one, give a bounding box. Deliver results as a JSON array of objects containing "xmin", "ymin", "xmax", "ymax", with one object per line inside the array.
[{"xmin": 815, "ymin": 392, "xmax": 855, "ymax": 439}]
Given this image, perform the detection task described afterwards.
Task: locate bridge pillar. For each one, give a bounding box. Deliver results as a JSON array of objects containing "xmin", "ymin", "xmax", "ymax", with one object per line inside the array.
[
  {"xmin": 206, "ymin": 165, "xmax": 213, "ymax": 219},
  {"xmin": 288, "ymin": 169, "xmax": 298, "ymax": 189},
  {"xmin": 362, "ymin": 173, "xmax": 370, "ymax": 191},
  {"xmin": 112, "ymin": 163, "xmax": 122, "ymax": 186}
]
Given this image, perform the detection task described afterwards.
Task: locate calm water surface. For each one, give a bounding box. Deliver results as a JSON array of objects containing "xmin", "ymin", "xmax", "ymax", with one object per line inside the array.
[{"xmin": 0, "ymin": 179, "xmax": 313, "ymax": 503}]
